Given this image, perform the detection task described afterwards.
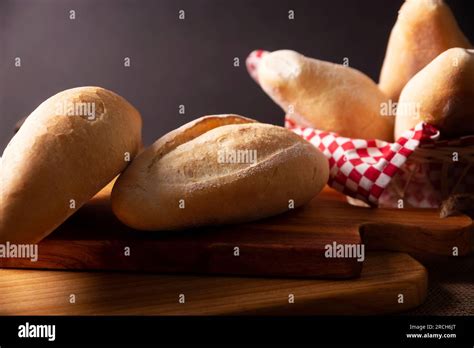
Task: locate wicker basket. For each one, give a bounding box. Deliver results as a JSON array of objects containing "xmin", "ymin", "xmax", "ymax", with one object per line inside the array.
[{"xmin": 378, "ymin": 139, "xmax": 474, "ymax": 208}]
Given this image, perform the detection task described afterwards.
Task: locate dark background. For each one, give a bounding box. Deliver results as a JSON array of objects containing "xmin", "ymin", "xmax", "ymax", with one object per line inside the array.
[{"xmin": 1, "ymin": 0, "xmax": 473, "ymax": 152}]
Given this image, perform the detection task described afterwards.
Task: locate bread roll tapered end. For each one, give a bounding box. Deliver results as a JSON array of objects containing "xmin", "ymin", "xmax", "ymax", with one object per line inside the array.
[
  {"xmin": 257, "ymin": 50, "xmax": 393, "ymax": 141},
  {"xmin": 379, "ymin": 0, "xmax": 472, "ymax": 102}
]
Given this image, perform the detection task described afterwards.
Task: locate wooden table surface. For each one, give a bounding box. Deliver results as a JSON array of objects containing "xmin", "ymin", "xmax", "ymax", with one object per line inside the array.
[
  {"xmin": 0, "ymin": 251, "xmax": 427, "ymax": 315},
  {"xmin": 1, "ymin": 186, "xmax": 470, "ymax": 315}
]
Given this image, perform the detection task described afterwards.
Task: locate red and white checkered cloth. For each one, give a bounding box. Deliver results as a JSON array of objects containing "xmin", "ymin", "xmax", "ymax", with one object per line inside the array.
[
  {"xmin": 285, "ymin": 117, "xmax": 440, "ymax": 205},
  {"xmin": 246, "ymin": 50, "xmax": 445, "ymax": 207},
  {"xmin": 246, "ymin": 49, "xmax": 268, "ymax": 82}
]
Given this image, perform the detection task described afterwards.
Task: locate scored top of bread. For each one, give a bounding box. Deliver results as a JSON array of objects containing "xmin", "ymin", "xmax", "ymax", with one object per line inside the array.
[{"xmin": 111, "ymin": 114, "xmax": 329, "ymax": 231}]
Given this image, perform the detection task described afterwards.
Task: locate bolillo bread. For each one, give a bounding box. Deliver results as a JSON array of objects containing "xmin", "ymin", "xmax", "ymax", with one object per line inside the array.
[
  {"xmin": 0, "ymin": 86, "xmax": 142, "ymax": 243},
  {"xmin": 257, "ymin": 50, "xmax": 394, "ymax": 141},
  {"xmin": 395, "ymin": 48, "xmax": 474, "ymax": 139},
  {"xmin": 379, "ymin": 0, "xmax": 472, "ymax": 102},
  {"xmin": 111, "ymin": 114, "xmax": 329, "ymax": 231}
]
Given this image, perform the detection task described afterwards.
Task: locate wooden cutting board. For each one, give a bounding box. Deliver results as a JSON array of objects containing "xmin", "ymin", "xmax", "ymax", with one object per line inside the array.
[
  {"xmin": 0, "ymin": 186, "xmax": 471, "ymax": 278},
  {"xmin": 0, "ymin": 252, "xmax": 427, "ymax": 315}
]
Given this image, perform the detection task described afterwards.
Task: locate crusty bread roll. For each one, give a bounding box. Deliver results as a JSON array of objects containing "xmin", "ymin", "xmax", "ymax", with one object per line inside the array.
[
  {"xmin": 395, "ymin": 48, "xmax": 474, "ymax": 139},
  {"xmin": 379, "ymin": 0, "xmax": 472, "ymax": 102},
  {"xmin": 0, "ymin": 87, "xmax": 142, "ymax": 243},
  {"xmin": 257, "ymin": 50, "xmax": 393, "ymax": 141},
  {"xmin": 111, "ymin": 114, "xmax": 329, "ymax": 231}
]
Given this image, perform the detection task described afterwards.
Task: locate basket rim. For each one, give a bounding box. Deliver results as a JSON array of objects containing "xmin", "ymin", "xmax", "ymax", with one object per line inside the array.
[{"xmin": 412, "ymin": 145, "xmax": 474, "ymax": 162}]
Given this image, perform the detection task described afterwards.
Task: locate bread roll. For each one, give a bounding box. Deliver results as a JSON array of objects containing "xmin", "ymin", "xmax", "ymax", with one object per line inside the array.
[
  {"xmin": 395, "ymin": 48, "xmax": 474, "ymax": 139},
  {"xmin": 111, "ymin": 114, "xmax": 329, "ymax": 231},
  {"xmin": 257, "ymin": 50, "xmax": 393, "ymax": 141},
  {"xmin": 379, "ymin": 0, "xmax": 472, "ymax": 102},
  {"xmin": 0, "ymin": 87, "xmax": 142, "ymax": 243}
]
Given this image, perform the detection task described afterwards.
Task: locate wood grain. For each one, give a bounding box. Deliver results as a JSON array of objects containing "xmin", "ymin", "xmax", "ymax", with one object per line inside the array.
[
  {"xmin": 0, "ymin": 252, "xmax": 427, "ymax": 315},
  {"xmin": 0, "ymin": 185, "xmax": 363, "ymax": 278},
  {"xmin": 0, "ymin": 186, "xmax": 470, "ymax": 278}
]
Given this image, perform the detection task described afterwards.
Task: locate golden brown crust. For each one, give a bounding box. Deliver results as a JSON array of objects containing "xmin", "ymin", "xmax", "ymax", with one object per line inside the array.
[
  {"xmin": 0, "ymin": 87, "xmax": 142, "ymax": 243},
  {"xmin": 111, "ymin": 114, "xmax": 329, "ymax": 231},
  {"xmin": 379, "ymin": 0, "xmax": 472, "ymax": 102},
  {"xmin": 257, "ymin": 50, "xmax": 394, "ymax": 141},
  {"xmin": 395, "ymin": 48, "xmax": 474, "ymax": 138}
]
